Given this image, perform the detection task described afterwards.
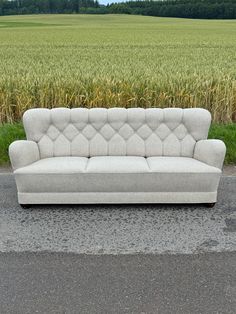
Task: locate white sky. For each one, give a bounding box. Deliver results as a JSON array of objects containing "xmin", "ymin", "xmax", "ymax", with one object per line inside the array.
[{"xmin": 100, "ymin": 0, "xmax": 127, "ymax": 5}]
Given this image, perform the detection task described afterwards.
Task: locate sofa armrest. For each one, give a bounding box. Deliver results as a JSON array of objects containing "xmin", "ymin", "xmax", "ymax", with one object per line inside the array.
[
  {"xmin": 9, "ymin": 140, "xmax": 40, "ymax": 171},
  {"xmin": 194, "ymin": 139, "xmax": 226, "ymax": 170}
]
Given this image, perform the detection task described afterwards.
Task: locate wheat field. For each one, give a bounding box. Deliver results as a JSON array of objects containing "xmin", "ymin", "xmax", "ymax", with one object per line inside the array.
[{"xmin": 0, "ymin": 14, "xmax": 235, "ymax": 123}]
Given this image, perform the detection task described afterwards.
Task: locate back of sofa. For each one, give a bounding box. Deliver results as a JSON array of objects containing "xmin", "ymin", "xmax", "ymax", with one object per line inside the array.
[{"xmin": 23, "ymin": 108, "xmax": 211, "ymax": 159}]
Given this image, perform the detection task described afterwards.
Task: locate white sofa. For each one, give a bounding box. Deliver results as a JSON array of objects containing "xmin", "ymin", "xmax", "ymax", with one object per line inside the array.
[{"xmin": 9, "ymin": 108, "xmax": 226, "ymax": 207}]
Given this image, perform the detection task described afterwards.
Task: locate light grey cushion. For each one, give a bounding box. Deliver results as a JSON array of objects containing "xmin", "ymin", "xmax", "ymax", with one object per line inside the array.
[
  {"xmin": 9, "ymin": 140, "xmax": 39, "ymax": 171},
  {"xmin": 15, "ymin": 157, "xmax": 88, "ymax": 174},
  {"xmin": 194, "ymin": 139, "xmax": 226, "ymax": 169},
  {"xmin": 14, "ymin": 156, "xmax": 221, "ymax": 194},
  {"xmin": 147, "ymin": 157, "xmax": 221, "ymax": 173},
  {"xmin": 23, "ymin": 107, "xmax": 211, "ymax": 158},
  {"xmin": 86, "ymin": 156, "xmax": 149, "ymax": 173}
]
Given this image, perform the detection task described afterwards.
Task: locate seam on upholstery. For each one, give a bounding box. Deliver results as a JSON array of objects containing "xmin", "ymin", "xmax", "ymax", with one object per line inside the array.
[
  {"xmin": 145, "ymin": 157, "xmax": 152, "ymax": 171},
  {"xmin": 105, "ymin": 109, "xmax": 109, "ymax": 156},
  {"xmin": 162, "ymin": 110, "xmax": 165, "ymax": 156},
  {"xmin": 84, "ymin": 158, "xmax": 90, "ymax": 172},
  {"xmin": 88, "ymin": 110, "xmax": 91, "ymax": 157},
  {"xmin": 125, "ymin": 109, "xmax": 128, "ymax": 156},
  {"xmin": 193, "ymin": 140, "xmax": 198, "ymax": 158},
  {"xmin": 70, "ymin": 110, "xmax": 72, "ymax": 156},
  {"xmin": 181, "ymin": 109, "xmax": 184, "ymax": 157},
  {"xmin": 144, "ymin": 109, "xmax": 147, "ymax": 157},
  {"xmin": 50, "ymin": 110, "xmax": 54, "ymax": 158},
  {"xmin": 180, "ymin": 138, "xmax": 184, "ymax": 158}
]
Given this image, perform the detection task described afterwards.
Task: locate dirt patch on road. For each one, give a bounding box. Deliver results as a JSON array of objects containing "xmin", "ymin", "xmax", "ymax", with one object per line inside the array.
[{"xmin": 223, "ymin": 165, "xmax": 236, "ymax": 176}]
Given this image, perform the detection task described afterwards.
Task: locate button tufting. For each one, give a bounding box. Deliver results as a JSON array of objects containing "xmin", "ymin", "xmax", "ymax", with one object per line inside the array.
[{"xmin": 28, "ymin": 108, "xmax": 210, "ymax": 158}]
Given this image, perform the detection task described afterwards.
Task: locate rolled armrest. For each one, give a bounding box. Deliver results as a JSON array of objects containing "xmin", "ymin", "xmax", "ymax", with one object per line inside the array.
[
  {"xmin": 9, "ymin": 140, "xmax": 39, "ymax": 171},
  {"xmin": 194, "ymin": 139, "xmax": 226, "ymax": 170}
]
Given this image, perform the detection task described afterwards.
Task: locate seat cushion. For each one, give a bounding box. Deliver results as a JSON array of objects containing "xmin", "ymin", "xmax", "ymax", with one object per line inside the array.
[
  {"xmin": 15, "ymin": 157, "xmax": 88, "ymax": 174},
  {"xmin": 14, "ymin": 156, "xmax": 221, "ymax": 194},
  {"xmin": 147, "ymin": 157, "xmax": 221, "ymax": 173},
  {"xmin": 86, "ymin": 156, "xmax": 149, "ymax": 173}
]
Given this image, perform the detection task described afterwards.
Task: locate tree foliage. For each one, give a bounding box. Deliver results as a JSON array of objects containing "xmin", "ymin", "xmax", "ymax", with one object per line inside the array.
[
  {"xmin": 0, "ymin": 0, "xmax": 99, "ymax": 15},
  {"xmin": 0, "ymin": 0, "xmax": 235, "ymax": 19},
  {"xmin": 108, "ymin": 0, "xmax": 236, "ymax": 19}
]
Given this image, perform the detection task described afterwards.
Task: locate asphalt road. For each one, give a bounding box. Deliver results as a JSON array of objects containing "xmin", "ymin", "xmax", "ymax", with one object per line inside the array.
[
  {"xmin": 0, "ymin": 174, "xmax": 236, "ymax": 254},
  {"xmin": 0, "ymin": 252, "xmax": 236, "ymax": 314},
  {"xmin": 0, "ymin": 174, "xmax": 236, "ymax": 313}
]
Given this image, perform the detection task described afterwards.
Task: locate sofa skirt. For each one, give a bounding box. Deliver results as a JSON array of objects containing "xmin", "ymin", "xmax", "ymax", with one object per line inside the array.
[{"xmin": 18, "ymin": 191, "xmax": 217, "ymax": 204}]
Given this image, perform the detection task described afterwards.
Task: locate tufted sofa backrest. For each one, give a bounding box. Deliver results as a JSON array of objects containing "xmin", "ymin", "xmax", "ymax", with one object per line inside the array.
[{"xmin": 23, "ymin": 108, "xmax": 211, "ymax": 159}]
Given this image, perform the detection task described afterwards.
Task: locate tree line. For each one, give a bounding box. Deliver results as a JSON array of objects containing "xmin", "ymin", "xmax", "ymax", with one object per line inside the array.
[
  {"xmin": 108, "ymin": 0, "xmax": 236, "ymax": 19},
  {"xmin": 0, "ymin": 0, "xmax": 99, "ymax": 15},
  {"xmin": 0, "ymin": 0, "xmax": 236, "ymax": 19}
]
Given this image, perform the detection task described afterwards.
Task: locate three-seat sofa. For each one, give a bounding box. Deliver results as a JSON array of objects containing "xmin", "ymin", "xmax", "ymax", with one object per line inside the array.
[{"xmin": 9, "ymin": 107, "xmax": 226, "ymax": 207}]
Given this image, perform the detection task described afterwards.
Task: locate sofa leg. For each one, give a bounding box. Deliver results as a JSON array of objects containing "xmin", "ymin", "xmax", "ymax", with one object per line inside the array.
[
  {"xmin": 206, "ymin": 202, "xmax": 216, "ymax": 208},
  {"xmin": 20, "ymin": 204, "xmax": 31, "ymax": 209}
]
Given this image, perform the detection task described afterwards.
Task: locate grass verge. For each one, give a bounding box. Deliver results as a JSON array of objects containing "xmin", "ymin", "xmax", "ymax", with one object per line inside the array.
[
  {"xmin": 0, "ymin": 123, "xmax": 235, "ymax": 166},
  {"xmin": 209, "ymin": 124, "xmax": 236, "ymax": 164},
  {"xmin": 0, "ymin": 123, "xmax": 25, "ymax": 165}
]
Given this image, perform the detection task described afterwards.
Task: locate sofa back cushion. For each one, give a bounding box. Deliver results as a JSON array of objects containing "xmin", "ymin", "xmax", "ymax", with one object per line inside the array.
[{"xmin": 23, "ymin": 108, "xmax": 211, "ymax": 158}]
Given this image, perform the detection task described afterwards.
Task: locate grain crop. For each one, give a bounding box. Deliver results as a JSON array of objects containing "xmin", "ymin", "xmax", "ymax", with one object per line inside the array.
[{"xmin": 0, "ymin": 14, "xmax": 235, "ymax": 123}]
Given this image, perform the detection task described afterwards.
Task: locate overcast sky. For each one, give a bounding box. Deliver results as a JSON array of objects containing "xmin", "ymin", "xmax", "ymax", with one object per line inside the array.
[{"xmin": 100, "ymin": 0, "xmax": 126, "ymax": 5}]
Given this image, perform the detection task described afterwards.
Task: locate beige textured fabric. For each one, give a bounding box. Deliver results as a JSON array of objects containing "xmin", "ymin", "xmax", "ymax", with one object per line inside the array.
[
  {"xmin": 86, "ymin": 156, "xmax": 149, "ymax": 173},
  {"xmin": 9, "ymin": 140, "xmax": 39, "ymax": 170},
  {"xmin": 18, "ymin": 192, "xmax": 218, "ymax": 204},
  {"xmin": 15, "ymin": 157, "xmax": 88, "ymax": 174},
  {"xmin": 14, "ymin": 156, "xmax": 221, "ymax": 194},
  {"xmin": 147, "ymin": 157, "xmax": 221, "ymax": 173},
  {"xmin": 23, "ymin": 108, "xmax": 211, "ymax": 158},
  {"xmin": 14, "ymin": 171, "xmax": 221, "ymax": 193},
  {"xmin": 194, "ymin": 139, "xmax": 226, "ymax": 169},
  {"xmin": 9, "ymin": 107, "xmax": 226, "ymax": 205}
]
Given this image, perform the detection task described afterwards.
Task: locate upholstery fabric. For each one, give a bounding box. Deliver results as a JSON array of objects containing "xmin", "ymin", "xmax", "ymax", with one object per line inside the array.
[
  {"xmin": 9, "ymin": 140, "xmax": 39, "ymax": 171},
  {"xmin": 23, "ymin": 108, "xmax": 211, "ymax": 159},
  {"xmin": 194, "ymin": 139, "xmax": 226, "ymax": 169},
  {"xmin": 86, "ymin": 156, "xmax": 149, "ymax": 173},
  {"xmin": 10, "ymin": 107, "xmax": 225, "ymax": 205},
  {"xmin": 18, "ymin": 192, "xmax": 217, "ymax": 204},
  {"xmin": 15, "ymin": 157, "xmax": 88, "ymax": 174},
  {"xmin": 14, "ymin": 156, "xmax": 221, "ymax": 194},
  {"xmin": 147, "ymin": 157, "xmax": 221, "ymax": 173}
]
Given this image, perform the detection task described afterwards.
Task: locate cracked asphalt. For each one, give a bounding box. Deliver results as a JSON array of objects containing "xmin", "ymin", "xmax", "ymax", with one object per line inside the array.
[{"xmin": 0, "ymin": 173, "xmax": 235, "ymax": 313}]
